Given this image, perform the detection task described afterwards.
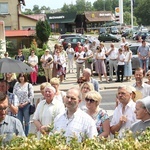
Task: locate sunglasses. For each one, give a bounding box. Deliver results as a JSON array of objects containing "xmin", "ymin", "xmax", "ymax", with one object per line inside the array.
[
  {"xmin": 78, "ymin": 81, "xmax": 83, "ymax": 84},
  {"xmin": 85, "ymin": 98, "xmax": 95, "ymax": 103},
  {"xmin": 0, "ymin": 107, "xmax": 8, "ymax": 111},
  {"xmin": 66, "ymin": 95, "xmax": 76, "ymax": 101}
]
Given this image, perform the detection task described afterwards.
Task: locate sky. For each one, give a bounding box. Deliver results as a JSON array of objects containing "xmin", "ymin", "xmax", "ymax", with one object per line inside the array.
[{"xmin": 23, "ymin": 0, "xmax": 96, "ymax": 10}]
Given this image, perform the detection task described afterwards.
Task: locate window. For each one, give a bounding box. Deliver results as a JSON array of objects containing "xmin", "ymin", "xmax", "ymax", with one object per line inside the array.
[{"xmin": 0, "ymin": 3, "xmax": 8, "ymax": 14}]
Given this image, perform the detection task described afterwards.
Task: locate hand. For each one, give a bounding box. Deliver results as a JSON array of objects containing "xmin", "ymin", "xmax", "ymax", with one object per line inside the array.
[
  {"xmin": 120, "ymin": 115, "xmax": 127, "ymax": 124},
  {"xmin": 40, "ymin": 125, "xmax": 49, "ymax": 134}
]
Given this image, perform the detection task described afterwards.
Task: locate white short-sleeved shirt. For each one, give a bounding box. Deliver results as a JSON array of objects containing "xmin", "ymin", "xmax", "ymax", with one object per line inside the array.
[
  {"xmin": 118, "ymin": 53, "xmax": 125, "ymax": 65},
  {"xmin": 108, "ymin": 48, "xmax": 118, "ymax": 60},
  {"xmin": 53, "ymin": 108, "xmax": 98, "ymax": 142},
  {"xmin": 133, "ymin": 82, "xmax": 150, "ymax": 98},
  {"xmin": 110, "ymin": 100, "xmax": 137, "ymax": 137},
  {"xmin": 33, "ymin": 99, "xmax": 65, "ymax": 126}
]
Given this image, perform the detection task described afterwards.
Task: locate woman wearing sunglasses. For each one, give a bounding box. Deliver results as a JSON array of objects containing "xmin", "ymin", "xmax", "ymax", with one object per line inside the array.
[
  {"xmin": 78, "ymin": 82, "xmax": 94, "ymax": 111},
  {"xmin": 85, "ymin": 90, "xmax": 110, "ymax": 138}
]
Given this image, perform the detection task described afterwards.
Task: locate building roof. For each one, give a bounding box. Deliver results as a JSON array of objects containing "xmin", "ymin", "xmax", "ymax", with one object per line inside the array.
[
  {"xmin": 26, "ymin": 14, "xmax": 46, "ymax": 21},
  {"xmin": 5, "ymin": 30, "xmax": 36, "ymax": 37},
  {"xmin": 46, "ymin": 12, "xmax": 77, "ymax": 23},
  {"xmin": 85, "ymin": 11, "xmax": 115, "ymax": 22}
]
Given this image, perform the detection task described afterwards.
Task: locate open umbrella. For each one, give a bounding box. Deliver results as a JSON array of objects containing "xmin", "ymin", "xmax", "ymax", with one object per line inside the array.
[{"xmin": 0, "ymin": 58, "xmax": 33, "ymax": 73}]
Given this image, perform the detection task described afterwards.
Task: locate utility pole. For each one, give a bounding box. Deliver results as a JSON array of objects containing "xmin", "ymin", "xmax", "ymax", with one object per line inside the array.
[
  {"xmin": 131, "ymin": 0, "xmax": 134, "ymax": 29},
  {"xmin": 119, "ymin": 0, "xmax": 123, "ymax": 24}
]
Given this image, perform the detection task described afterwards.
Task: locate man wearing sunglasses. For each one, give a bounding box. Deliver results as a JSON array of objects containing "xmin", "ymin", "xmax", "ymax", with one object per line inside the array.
[
  {"xmin": 0, "ymin": 92, "xmax": 25, "ymax": 143},
  {"xmin": 53, "ymin": 87, "xmax": 98, "ymax": 142}
]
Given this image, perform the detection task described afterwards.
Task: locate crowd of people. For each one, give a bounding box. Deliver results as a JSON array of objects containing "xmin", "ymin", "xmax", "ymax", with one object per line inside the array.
[{"xmin": 0, "ymin": 37, "xmax": 150, "ymax": 144}]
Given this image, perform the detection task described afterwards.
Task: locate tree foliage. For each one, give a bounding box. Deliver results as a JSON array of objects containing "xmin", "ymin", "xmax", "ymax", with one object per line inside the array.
[
  {"xmin": 36, "ymin": 20, "xmax": 51, "ymax": 48},
  {"xmin": 134, "ymin": 0, "xmax": 150, "ymax": 25}
]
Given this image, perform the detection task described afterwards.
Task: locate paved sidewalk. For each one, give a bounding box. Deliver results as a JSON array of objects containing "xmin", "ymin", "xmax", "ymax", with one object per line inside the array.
[{"xmin": 33, "ymin": 72, "xmax": 146, "ymax": 93}]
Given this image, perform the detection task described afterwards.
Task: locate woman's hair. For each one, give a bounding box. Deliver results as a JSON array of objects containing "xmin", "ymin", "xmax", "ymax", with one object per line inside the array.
[
  {"xmin": 40, "ymin": 82, "xmax": 51, "ymax": 91},
  {"xmin": 81, "ymin": 82, "xmax": 94, "ymax": 91},
  {"xmin": 85, "ymin": 90, "xmax": 102, "ymax": 105},
  {"xmin": 50, "ymin": 77, "xmax": 60, "ymax": 85},
  {"xmin": 17, "ymin": 73, "xmax": 28, "ymax": 82},
  {"xmin": 5, "ymin": 73, "xmax": 16, "ymax": 81},
  {"xmin": 146, "ymin": 70, "xmax": 150, "ymax": 78}
]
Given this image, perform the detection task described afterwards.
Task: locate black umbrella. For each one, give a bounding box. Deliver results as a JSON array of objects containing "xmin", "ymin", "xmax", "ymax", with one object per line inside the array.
[{"xmin": 0, "ymin": 58, "xmax": 33, "ymax": 73}]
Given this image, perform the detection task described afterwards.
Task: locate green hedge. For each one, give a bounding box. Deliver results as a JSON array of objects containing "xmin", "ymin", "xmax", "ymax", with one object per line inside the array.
[{"xmin": 1, "ymin": 127, "xmax": 150, "ymax": 150}]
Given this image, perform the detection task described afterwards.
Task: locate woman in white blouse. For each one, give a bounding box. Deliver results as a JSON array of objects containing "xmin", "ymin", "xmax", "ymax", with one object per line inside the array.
[
  {"xmin": 66, "ymin": 43, "xmax": 75, "ymax": 73},
  {"xmin": 124, "ymin": 45, "xmax": 132, "ymax": 81},
  {"xmin": 28, "ymin": 50, "xmax": 38, "ymax": 85},
  {"xmin": 13, "ymin": 73, "xmax": 34, "ymax": 136},
  {"xmin": 95, "ymin": 46, "xmax": 109, "ymax": 82}
]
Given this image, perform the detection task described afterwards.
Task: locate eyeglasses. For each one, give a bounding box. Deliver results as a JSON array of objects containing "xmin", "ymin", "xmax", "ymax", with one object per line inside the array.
[
  {"xmin": 85, "ymin": 98, "xmax": 95, "ymax": 103},
  {"xmin": 147, "ymin": 74, "xmax": 150, "ymax": 77},
  {"xmin": 0, "ymin": 107, "xmax": 8, "ymax": 111},
  {"xmin": 66, "ymin": 96, "xmax": 76, "ymax": 101},
  {"xmin": 77, "ymin": 81, "xmax": 83, "ymax": 84}
]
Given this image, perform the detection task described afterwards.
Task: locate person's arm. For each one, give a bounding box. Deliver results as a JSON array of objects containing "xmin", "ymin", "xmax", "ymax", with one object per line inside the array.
[
  {"xmin": 99, "ymin": 119, "xmax": 110, "ymax": 138},
  {"xmin": 8, "ymin": 103, "xmax": 18, "ymax": 115},
  {"xmin": 110, "ymin": 115, "xmax": 127, "ymax": 135}
]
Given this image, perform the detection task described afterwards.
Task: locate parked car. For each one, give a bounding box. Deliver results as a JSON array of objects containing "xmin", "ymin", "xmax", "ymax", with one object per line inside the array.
[
  {"xmin": 99, "ymin": 27, "xmax": 107, "ymax": 34},
  {"xmin": 58, "ymin": 34, "xmax": 82, "ymax": 43},
  {"xmin": 62, "ymin": 37, "xmax": 91, "ymax": 50},
  {"xmin": 109, "ymin": 26, "xmax": 119, "ymax": 34},
  {"xmin": 98, "ymin": 33, "xmax": 120, "ymax": 42},
  {"xmin": 132, "ymin": 31, "xmax": 148, "ymax": 40}
]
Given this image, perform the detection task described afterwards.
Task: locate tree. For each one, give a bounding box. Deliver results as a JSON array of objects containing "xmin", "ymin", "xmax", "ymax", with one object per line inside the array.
[
  {"xmin": 134, "ymin": 0, "xmax": 150, "ymax": 25},
  {"xmin": 32, "ymin": 5, "xmax": 41, "ymax": 14},
  {"xmin": 36, "ymin": 20, "xmax": 51, "ymax": 48}
]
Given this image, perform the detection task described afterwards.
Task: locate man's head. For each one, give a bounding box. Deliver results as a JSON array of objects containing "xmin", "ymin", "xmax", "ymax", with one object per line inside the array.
[
  {"xmin": 117, "ymin": 85, "xmax": 133, "ymax": 106},
  {"xmin": 134, "ymin": 67, "xmax": 144, "ymax": 83},
  {"xmin": 0, "ymin": 80, "xmax": 9, "ymax": 94},
  {"xmin": 83, "ymin": 68, "xmax": 92, "ymax": 81},
  {"xmin": 64, "ymin": 87, "xmax": 81, "ymax": 110},
  {"xmin": 135, "ymin": 96, "xmax": 150, "ymax": 121},
  {"xmin": 78, "ymin": 46, "xmax": 82, "ymax": 52},
  {"xmin": 44, "ymin": 85, "xmax": 56, "ymax": 104},
  {"xmin": 142, "ymin": 40, "xmax": 146, "ymax": 47},
  {"xmin": 0, "ymin": 92, "xmax": 8, "ymax": 122}
]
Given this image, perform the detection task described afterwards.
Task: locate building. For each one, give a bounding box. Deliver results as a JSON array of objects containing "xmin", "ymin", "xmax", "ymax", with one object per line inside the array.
[
  {"xmin": 84, "ymin": 11, "xmax": 116, "ymax": 32},
  {"xmin": 46, "ymin": 12, "xmax": 77, "ymax": 34}
]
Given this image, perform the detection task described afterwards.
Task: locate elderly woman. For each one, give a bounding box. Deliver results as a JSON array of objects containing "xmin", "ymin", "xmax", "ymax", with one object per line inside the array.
[
  {"xmin": 79, "ymin": 82, "xmax": 94, "ymax": 110},
  {"xmin": 36, "ymin": 82, "xmax": 51, "ymax": 107},
  {"xmin": 145, "ymin": 70, "xmax": 150, "ymax": 85},
  {"xmin": 131, "ymin": 96, "xmax": 150, "ymax": 135},
  {"xmin": 33, "ymin": 85, "xmax": 65, "ymax": 139},
  {"xmin": 85, "ymin": 91, "xmax": 110, "ymax": 138},
  {"xmin": 50, "ymin": 77, "xmax": 66, "ymax": 103}
]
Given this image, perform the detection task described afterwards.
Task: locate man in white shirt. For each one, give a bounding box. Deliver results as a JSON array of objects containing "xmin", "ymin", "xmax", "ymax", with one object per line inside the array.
[
  {"xmin": 53, "ymin": 87, "xmax": 98, "ymax": 142},
  {"xmin": 106, "ymin": 43, "xmax": 118, "ymax": 81},
  {"xmin": 33, "ymin": 85, "xmax": 65, "ymax": 139},
  {"xmin": 133, "ymin": 67, "xmax": 150, "ymax": 98},
  {"xmin": 110, "ymin": 85, "xmax": 137, "ymax": 137},
  {"xmin": 74, "ymin": 46, "xmax": 86, "ymax": 79}
]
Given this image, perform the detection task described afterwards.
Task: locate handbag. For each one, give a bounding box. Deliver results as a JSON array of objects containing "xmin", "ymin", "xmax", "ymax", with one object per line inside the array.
[
  {"xmin": 28, "ymin": 84, "xmax": 36, "ymax": 115},
  {"xmin": 29, "ymin": 101, "xmax": 36, "ymax": 115}
]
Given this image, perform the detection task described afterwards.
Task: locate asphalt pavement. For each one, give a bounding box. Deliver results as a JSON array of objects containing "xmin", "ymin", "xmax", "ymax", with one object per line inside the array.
[{"xmin": 33, "ymin": 71, "xmax": 140, "ymax": 93}]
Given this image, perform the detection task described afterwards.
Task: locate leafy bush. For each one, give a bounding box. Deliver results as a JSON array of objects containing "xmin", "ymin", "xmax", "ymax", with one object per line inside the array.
[{"xmin": 1, "ymin": 128, "xmax": 150, "ymax": 150}]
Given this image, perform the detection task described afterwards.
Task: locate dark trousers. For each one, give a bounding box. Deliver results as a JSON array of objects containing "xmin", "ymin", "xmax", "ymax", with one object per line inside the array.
[{"xmin": 117, "ymin": 65, "xmax": 124, "ymax": 81}]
